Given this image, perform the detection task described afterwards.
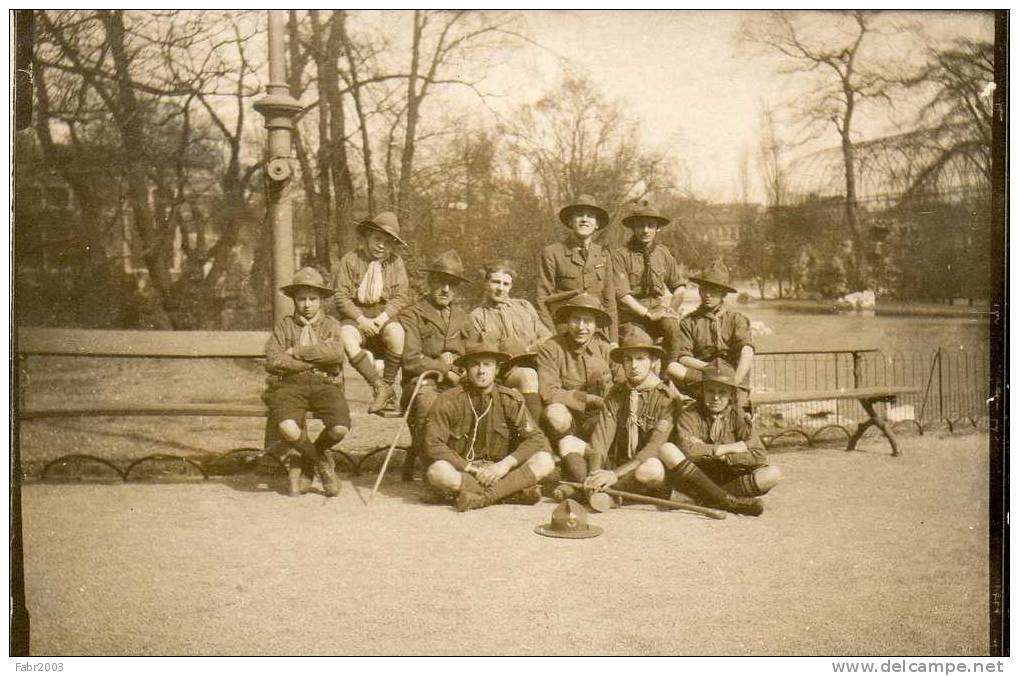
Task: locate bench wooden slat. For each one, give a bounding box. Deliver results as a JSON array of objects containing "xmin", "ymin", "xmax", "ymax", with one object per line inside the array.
[
  {"xmin": 751, "ymin": 386, "xmax": 919, "ymax": 406},
  {"xmin": 20, "ymin": 403, "xmax": 269, "ymax": 419},
  {"xmin": 17, "ymin": 328, "xmax": 270, "ymax": 358}
]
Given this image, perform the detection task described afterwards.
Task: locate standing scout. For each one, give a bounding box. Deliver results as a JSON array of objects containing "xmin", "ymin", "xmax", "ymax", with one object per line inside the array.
[
  {"xmin": 467, "ymin": 259, "xmax": 553, "ymax": 425},
  {"xmin": 263, "ymin": 268, "xmax": 351, "ymax": 498},
  {"xmin": 668, "ymin": 260, "xmax": 755, "ymax": 394},
  {"xmin": 611, "ymin": 202, "xmax": 686, "ymax": 376},
  {"xmin": 669, "ymin": 358, "xmax": 780, "ymax": 501},
  {"xmin": 536, "ymin": 293, "xmax": 617, "ymax": 472},
  {"xmin": 397, "ymin": 250, "xmax": 471, "ymax": 480},
  {"xmin": 423, "ymin": 336, "xmax": 555, "ymax": 512},
  {"xmin": 536, "ymin": 194, "xmax": 618, "ymax": 342},
  {"xmin": 332, "ymin": 211, "xmax": 411, "ymax": 414}
]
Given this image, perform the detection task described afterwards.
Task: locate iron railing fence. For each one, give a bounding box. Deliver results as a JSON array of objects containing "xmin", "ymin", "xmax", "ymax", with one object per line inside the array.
[{"xmin": 753, "ymin": 347, "xmax": 990, "ymax": 435}]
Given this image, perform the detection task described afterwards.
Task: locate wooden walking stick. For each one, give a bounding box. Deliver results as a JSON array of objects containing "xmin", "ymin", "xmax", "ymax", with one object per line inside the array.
[
  {"xmin": 369, "ymin": 370, "xmax": 441, "ymax": 503},
  {"xmin": 557, "ymin": 481, "xmax": 727, "ymax": 520}
]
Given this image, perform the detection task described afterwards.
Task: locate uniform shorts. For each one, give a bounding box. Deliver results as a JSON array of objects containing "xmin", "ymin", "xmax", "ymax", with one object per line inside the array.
[
  {"xmin": 339, "ymin": 304, "xmax": 401, "ymax": 354},
  {"xmin": 692, "ymin": 457, "xmax": 765, "ymax": 487},
  {"xmin": 264, "ymin": 374, "xmax": 351, "ymax": 429}
]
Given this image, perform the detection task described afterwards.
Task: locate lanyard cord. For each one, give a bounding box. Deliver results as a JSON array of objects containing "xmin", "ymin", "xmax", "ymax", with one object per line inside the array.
[{"xmin": 465, "ymin": 392, "xmax": 493, "ymax": 463}]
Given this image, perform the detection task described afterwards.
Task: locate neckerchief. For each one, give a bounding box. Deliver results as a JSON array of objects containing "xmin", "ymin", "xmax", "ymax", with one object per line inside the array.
[
  {"xmin": 630, "ymin": 238, "xmax": 658, "ymax": 296},
  {"xmin": 356, "ymin": 255, "xmax": 385, "ymax": 305},
  {"xmin": 293, "ymin": 310, "xmax": 324, "ymax": 347},
  {"xmin": 625, "ymin": 372, "xmax": 662, "ymax": 458},
  {"xmin": 699, "ymin": 304, "xmax": 726, "ymax": 353}
]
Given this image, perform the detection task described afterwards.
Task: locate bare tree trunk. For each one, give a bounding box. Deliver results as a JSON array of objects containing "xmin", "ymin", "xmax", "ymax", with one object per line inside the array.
[{"xmin": 397, "ymin": 10, "xmax": 424, "ymax": 216}]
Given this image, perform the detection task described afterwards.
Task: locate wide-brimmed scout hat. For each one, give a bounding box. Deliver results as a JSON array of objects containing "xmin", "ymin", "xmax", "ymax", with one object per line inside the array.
[
  {"xmin": 534, "ymin": 498, "xmax": 603, "ymax": 539},
  {"xmin": 357, "ymin": 211, "xmax": 408, "ymax": 248},
  {"xmin": 609, "ymin": 325, "xmax": 665, "ymax": 363},
  {"xmin": 697, "ymin": 357, "xmax": 749, "ymax": 393},
  {"xmin": 621, "ymin": 202, "xmax": 670, "ymax": 229},
  {"xmin": 690, "ymin": 260, "xmax": 738, "ymax": 295},
  {"xmin": 280, "ymin": 267, "xmax": 335, "ymax": 298},
  {"xmin": 423, "ymin": 250, "xmax": 472, "ymax": 285},
  {"xmin": 499, "ymin": 336, "xmax": 538, "ymax": 372},
  {"xmin": 558, "ymin": 194, "xmax": 609, "ymax": 230},
  {"xmin": 453, "ymin": 335, "xmax": 511, "ymax": 368},
  {"xmin": 553, "ymin": 292, "xmax": 612, "ymax": 327}
]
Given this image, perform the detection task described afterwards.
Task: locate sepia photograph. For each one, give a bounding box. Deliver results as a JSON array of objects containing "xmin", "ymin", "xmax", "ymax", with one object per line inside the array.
[{"xmin": 9, "ymin": 9, "xmax": 1006, "ymax": 659}]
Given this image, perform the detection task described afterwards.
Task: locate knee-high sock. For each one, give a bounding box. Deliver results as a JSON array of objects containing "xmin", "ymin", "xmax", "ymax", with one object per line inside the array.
[
  {"xmin": 350, "ymin": 350, "xmax": 381, "ymax": 385},
  {"xmin": 658, "ymin": 317, "xmax": 683, "ymax": 374},
  {"xmin": 383, "ymin": 348, "xmax": 402, "ymax": 385},
  {"xmin": 459, "ymin": 472, "xmax": 484, "ymax": 495},
  {"xmin": 486, "ymin": 465, "xmax": 539, "ymax": 502},
  {"xmin": 669, "ymin": 459, "xmax": 727, "ymax": 504},
  {"xmin": 562, "ymin": 453, "xmax": 588, "ymax": 484},
  {"xmin": 723, "ymin": 472, "xmax": 762, "ymax": 497},
  {"xmin": 313, "ymin": 429, "xmax": 341, "ymax": 454},
  {"xmin": 523, "ymin": 393, "xmax": 544, "ymax": 426}
]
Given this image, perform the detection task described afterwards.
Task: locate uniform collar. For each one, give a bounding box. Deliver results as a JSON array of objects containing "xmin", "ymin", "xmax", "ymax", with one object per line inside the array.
[{"xmin": 560, "ymin": 334, "xmax": 597, "ymax": 355}]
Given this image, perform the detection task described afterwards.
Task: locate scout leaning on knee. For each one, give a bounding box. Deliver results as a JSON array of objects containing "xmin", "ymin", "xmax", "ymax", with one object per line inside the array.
[{"xmin": 263, "ymin": 267, "xmax": 352, "ymax": 498}]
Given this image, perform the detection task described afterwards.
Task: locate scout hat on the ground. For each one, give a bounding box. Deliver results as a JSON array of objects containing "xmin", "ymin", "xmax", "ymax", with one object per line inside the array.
[
  {"xmin": 698, "ymin": 357, "xmax": 749, "ymax": 393},
  {"xmin": 454, "ymin": 334, "xmax": 511, "ymax": 368},
  {"xmin": 534, "ymin": 498, "xmax": 603, "ymax": 539},
  {"xmin": 690, "ymin": 260, "xmax": 738, "ymax": 295},
  {"xmin": 558, "ymin": 194, "xmax": 609, "ymax": 230},
  {"xmin": 609, "ymin": 325, "xmax": 665, "ymax": 363},
  {"xmin": 280, "ymin": 267, "xmax": 335, "ymax": 298},
  {"xmin": 357, "ymin": 211, "xmax": 408, "ymax": 248},
  {"xmin": 621, "ymin": 201, "xmax": 670, "ymax": 229},
  {"xmin": 423, "ymin": 250, "xmax": 472, "ymax": 285},
  {"xmin": 500, "ymin": 336, "xmax": 538, "ymax": 371},
  {"xmin": 553, "ymin": 292, "xmax": 612, "ymax": 327}
]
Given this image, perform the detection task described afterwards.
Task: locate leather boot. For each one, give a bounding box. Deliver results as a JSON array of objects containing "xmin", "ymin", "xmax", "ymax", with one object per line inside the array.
[
  {"xmin": 317, "ymin": 451, "xmax": 341, "ymax": 498},
  {"xmin": 369, "ymin": 380, "xmax": 396, "ymax": 415}
]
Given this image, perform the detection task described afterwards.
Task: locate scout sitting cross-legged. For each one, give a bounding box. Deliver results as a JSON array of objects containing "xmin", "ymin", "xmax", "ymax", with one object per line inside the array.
[
  {"xmin": 397, "ymin": 250, "xmax": 471, "ymax": 480},
  {"xmin": 535, "ymin": 293, "xmax": 618, "ymax": 482},
  {"xmin": 668, "ymin": 260, "xmax": 755, "ymax": 397},
  {"xmin": 423, "ymin": 335, "xmax": 555, "ymax": 512},
  {"xmin": 467, "ymin": 259, "xmax": 552, "ymax": 425},
  {"xmin": 332, "ymin": 211, "xmax": 411, "ymax": 415},
  {"xmin": 669, "ymin": 358, "xmax": 780, "ymax": 499},
  {"xmin": 536, "ymin": 194, "xmax": 618, "ymax": 342},
  {"xmin": 611, "ymin": 202, "xmax": 687, "ymax": 377},
  {"xmin": 557, "ymin": 326, "xmax": 676, "ymax": 503},
  {"xmin": 263, "ymin": 267, "xmax": 351, "ymax": 498}
]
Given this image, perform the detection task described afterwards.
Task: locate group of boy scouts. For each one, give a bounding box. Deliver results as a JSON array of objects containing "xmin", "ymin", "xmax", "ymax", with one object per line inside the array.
[{"xmin": 263, "ymin": 195, "xmax": 781, "ymax": 518}]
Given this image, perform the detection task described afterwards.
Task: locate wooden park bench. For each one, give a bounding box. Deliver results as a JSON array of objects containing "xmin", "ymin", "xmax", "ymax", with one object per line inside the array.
[
  {"xmin": 749, "ymin": 386, "xmax": 919, "ymax": 456},
  {"xmin": 15, "ymin": 327, "xmax": 397, "ymax": 480}
]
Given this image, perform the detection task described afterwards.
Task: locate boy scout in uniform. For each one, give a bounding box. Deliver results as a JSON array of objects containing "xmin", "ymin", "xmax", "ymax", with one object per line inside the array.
[
  {"xmin": 669, "ymin": 358, "xmax": 780, "ymax": 499},
  {"xmin": 611, "ymin": 202, "xmax": 686, "ymax": 376},
  {"xmin": 397, "ymin": 250, "xmax": 471, "ymax": 480},
  {"xmin": 536, "ymin": 194, "xmax": 618, "ymax": 341},
  {"xmin": 467, "ymin": 259, "xmax": 553, "ymax": 425},
  {"xmin": 668, "ymin": 260, "xmax": 755, "ymax": 395},
  {"xmin": 263, "ymin": 268, "xmax": 351, "ymax": 498},
  {"xmin": 424, "ymin": 336, "xmax": 555, "ymax": 511},
  {"xmin": 536, "ymin": 293, "xmax": 616, "ymax": 471},
  {"xmin": 332, "ymin": 211, "xmax": 411, "ymax": 414}
]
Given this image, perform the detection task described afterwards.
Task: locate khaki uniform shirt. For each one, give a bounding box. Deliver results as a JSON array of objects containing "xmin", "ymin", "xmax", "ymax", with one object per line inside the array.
[
  {"xmin": 424, "ymin": 384, "xmax": 550, "ymax": 470},
  {"xmin": 537, "ymin": 334, "xmax": 616, "ymax": 415},
  {"xmin": 264, "ymin": 314, "xmax": 346, "ymax": 383},
  {"xmin": 332, "ymin": 249, "xmax": 412, "ymax": 320},
  {"xmin": 611, "ymin": 241, "xmax": 686, "ymax": 323},
  {"xmin": 399, "ymin": 298, "xmax": 467, "ymax": 384},
  {"xmin": 468, "ymin": 298, "xmax": 553, "ymax": 353},
  {"xmin": 536, "ymin": 239, "xmax": 618, "ymax": 341},
  {"xmin": 676, "ymin": 305, "xmax": 754, "ymax": 368},
  {"xmin": 586, "ymin": 379, "xmax": 674, "ymax": 470},
  {"xmin": 673, "ymin": 403, "xmax": 767, "ymax": 469}
]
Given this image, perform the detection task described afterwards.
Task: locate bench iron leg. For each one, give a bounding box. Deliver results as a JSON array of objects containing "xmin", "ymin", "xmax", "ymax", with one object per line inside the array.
[{"xmin": 848, "ymin": 398, "xmax": 901, "ymax": 457}]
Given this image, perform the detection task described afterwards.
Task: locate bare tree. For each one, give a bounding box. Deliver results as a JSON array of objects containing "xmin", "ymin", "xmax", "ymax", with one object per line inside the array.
[{"xmin": 744, "ymin": 10, "xmax": 894, "ymax": 288}]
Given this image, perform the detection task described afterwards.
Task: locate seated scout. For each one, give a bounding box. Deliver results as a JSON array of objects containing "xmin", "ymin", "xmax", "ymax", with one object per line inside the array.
[
  {"xmin": 423, "ymin": 335, "xmax": 555, "ymax": 512},
  {"xmin": 397, "ymin": 250, "xmax": 471, "ymax": 480},
  {"xmin": 611, "ymin": 202, "xmax": 686, "ymax": 376},
  {"xmin": 536, "ymin": 292, "xmax": 616, "ymax": 462},
  {"xmin": 332, "ymin": 211, "xmax": 411, "ymax": 414},
  {"xmin": 536, "ymin": 194, "xmax": 618, "ymax": 342},
  {"xmin": 554, "ymin": 325, "xmax": 675, "ymax": 502},
  {"xmin": 467, "ymin": 259, "xmax": 553, "ymax": 425},
  {"xmin": 668, "ymin": 260, "xmax": 755, "ymax": 395},
  {"xmin": 669, "ymin": 358, "xmax": 780, "ymax": 499},
  {"xmin": 263, "ymin": 267, "xmax": 351, "ymax": 498}
]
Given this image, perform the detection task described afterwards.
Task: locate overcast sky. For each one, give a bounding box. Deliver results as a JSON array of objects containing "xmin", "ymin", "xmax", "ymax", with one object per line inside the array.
[{"xmin": 469, "ymin": 10, "xmax": 995, "ymax": 202}]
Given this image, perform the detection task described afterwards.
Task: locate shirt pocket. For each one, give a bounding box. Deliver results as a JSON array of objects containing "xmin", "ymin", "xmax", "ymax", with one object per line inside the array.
[
  {"xmin": 557, "ymin": 270, "xmax": 581, "ymax": 291},
  {"xmin": 489, "ymin": 420, "xmax": 511, "ymax": 460},
  {"xmin": 420, "ymin": 323, "xmax": 443, "ymax": 355}
]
